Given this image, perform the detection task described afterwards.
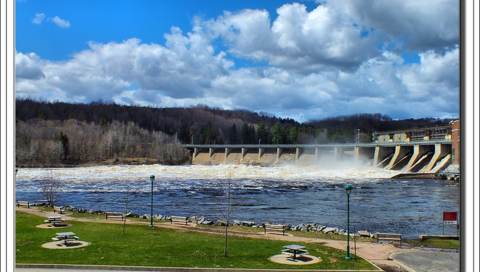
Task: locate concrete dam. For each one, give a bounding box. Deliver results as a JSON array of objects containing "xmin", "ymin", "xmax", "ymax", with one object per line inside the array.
[{"xmin": 184, "ymin": 140, "xmax": 453, "ymax": 174}]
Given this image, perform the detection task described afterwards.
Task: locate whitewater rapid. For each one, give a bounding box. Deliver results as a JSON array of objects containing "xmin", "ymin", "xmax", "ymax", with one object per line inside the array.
[
  {"xmin": 16, "ymin": 163, "xmax": 458, "ymax": 238},
  {"xmin": 16, "ymin": 163, "xmax": 401, "ymax": 183}
]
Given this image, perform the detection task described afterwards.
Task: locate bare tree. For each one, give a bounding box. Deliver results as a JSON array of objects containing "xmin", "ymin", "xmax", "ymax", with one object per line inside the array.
[
  {"xmin": 123, "ymin": 191, "xmax": 130, "ymax": 235},
  {"xmin": 16, "ymin": 119, "xmax": 190, "ymax": 167},
  {"xmin": 39, "ymin": 178, "xmax": 62, "ymax": 207}
]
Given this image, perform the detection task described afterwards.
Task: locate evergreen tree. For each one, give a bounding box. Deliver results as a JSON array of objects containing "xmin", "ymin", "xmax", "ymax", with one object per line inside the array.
[
  {"xmin": 228, "ymin": 124, "xmax": 238, "ymax": 144},
  {"xmin": 178, "ymin": 123, "xmax": 191, "ymax": 143},
  {"xmin": 271, "ymin": 123, "xmax": 284, "ymax": 144},
  {"xmin": 58, "ymin": 132, "xmax": 69, "ymax": 161},
  {"xmin": 287, "ymin": 127, "xmax": 298, "ymax": 144},
  {"xmin": 256, "ymin": 124, "xmax": 270, "ymax": 144},
  {"xmin": 240, "ymin": 123, "xmax": 257, "ymax": 144}
]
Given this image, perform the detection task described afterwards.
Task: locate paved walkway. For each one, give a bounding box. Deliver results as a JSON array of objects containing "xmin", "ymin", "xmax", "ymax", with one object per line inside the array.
[
  {"xmin": 391, "ymin": 249, "xmax": 459, "ymax": 272},
  {"xmin": 17, "ymin": 269, "xmax": 125, "ymax": 272},
  {"xmin": 15, "ymin": 268, "xmax": 386, "ymax": 272}
]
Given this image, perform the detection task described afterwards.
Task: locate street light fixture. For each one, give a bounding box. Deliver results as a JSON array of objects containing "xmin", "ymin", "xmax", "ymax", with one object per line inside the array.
[
  {"xmin": 345, "ymin": 183, "xmax": 353, "ymax": 260},
  {"xmin": 224, "ymin": 168, "xmax": 233, "ymax": 257},
  {"xmin": 150, "ymin": 175, "xmax": 155, "ymax": 228}
]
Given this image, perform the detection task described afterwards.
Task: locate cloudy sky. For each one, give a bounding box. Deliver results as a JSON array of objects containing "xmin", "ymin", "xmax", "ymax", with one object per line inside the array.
[{"xmin": 16, "ymin": 0, "xmax": 459, "ymax": 121}]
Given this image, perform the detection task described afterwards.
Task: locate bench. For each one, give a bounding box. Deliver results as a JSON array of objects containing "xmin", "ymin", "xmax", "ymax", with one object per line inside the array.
[
  {"xmin": 105, "ymin": 212, "xmax": 125, "ymax": 221},
  {"xmin": 171, "ymin": 216, "xmax": 188, "ymax": 225},
  {"xmin": 357, "ymin": 230, "xmax": 371, "ymax": 237},
  {"xmin": 264, "ymin": 224, "xmax": 286, "ymax": 236},
  {"xmin": 374, "ymin": 232, "xmax": 402, "ymax": 244},
  {"xmin": 16, "ymin": 201, "xmax": 30, "ymax": 208}
]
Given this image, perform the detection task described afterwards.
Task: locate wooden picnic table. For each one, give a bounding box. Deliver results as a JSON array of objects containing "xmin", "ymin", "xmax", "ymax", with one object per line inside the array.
[{"xmin": 44, "ymin": 215, "xmax": 68, "ymax": 226}]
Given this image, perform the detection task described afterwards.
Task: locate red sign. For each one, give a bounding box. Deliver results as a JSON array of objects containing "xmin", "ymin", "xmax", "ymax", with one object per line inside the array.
[{"xmin": 443, "ymin": 211, "xmax": 457, "ymax": 221}]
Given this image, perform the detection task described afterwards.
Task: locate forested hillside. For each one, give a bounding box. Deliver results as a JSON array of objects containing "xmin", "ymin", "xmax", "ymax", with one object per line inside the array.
[
  {"xmin": 16, "ymin": 99, "xmax": 322, "ymax": 145},
  {"xmin": 17, "ymin": 119, "xmax": 189, "ymax": 167},
  {"xmin": 16, "ymin": 100, "xmax": 452, "ymax": 166}
]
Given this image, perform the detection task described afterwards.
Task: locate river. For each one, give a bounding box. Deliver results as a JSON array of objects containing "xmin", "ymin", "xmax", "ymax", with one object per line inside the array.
[{"xmin": 16, "ymin": 163, "xmax": 460, "ymax": 238}]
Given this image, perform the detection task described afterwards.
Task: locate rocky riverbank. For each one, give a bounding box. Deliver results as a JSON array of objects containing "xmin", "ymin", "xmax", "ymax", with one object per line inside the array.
[{"xmin": 32, "ymin": 202, "xmax": 371, "ymax": 238}]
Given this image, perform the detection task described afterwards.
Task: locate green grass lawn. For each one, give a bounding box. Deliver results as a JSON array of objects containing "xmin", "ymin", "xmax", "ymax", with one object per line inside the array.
[
  {"xmin": 16, "ymin": 211, "xmax": 377, "ymax": 270},
  {"xmin": 406, "ymin": 238, "xmax": 460, "ymax": 249}
]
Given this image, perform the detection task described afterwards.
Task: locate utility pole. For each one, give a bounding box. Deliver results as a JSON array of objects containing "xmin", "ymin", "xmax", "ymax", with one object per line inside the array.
[{"xmin": 356, "ymin": 129, "xmax": 360, "ymax": 144}]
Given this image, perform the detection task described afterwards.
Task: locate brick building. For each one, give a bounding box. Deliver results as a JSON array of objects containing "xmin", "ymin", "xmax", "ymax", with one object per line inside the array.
[{"xmin": 450, "ymin": 120, "xmax": 460, "ymax": 165}]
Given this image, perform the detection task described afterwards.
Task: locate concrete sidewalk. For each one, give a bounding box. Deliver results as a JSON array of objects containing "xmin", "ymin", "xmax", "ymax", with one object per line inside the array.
[
  {"xmin": 16, "ymin": 267, "xmax": 380, "ymax": 272},
  {"xmin": 391, "ymin": 249, "xmax": 459, "ymax": 272}
]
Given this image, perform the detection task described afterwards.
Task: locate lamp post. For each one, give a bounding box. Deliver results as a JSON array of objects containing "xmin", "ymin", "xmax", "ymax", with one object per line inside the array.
[
  {"xmin": 345, "ymin": 183, "xmax": 353, "ymax": 260},
  {"xmin": 224, "ymin": 178, "xmax": 231, "ymax": 257},
  {"xmin": 150, "ymin": 175, "xmax": 155, "ymax": 228}
]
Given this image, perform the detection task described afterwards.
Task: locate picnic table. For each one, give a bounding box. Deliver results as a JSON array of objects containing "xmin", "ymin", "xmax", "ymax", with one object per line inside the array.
[
  {"xmin": 282, "ymin": 244, "xmax": 308, "ymax": 260},
  {"xmin": 53, "ymin": 232, "xmax": 79, "ymax": 245},
  {"xmin": 44, "ymin": 215, "xmax": 68, "ymax": 227},
  {"xmin": 46, "ymin": 215, "xmax": 62, "ymax": 222}
]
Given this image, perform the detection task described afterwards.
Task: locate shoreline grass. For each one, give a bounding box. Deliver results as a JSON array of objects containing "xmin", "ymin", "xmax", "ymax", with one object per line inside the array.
[
  {"xmin": 16, "ymin": 211, "xmax": 376, "ymax": 270},
  {"xmin": 405, "ymin": 238, "xmax": 460, "ymax": 250}
]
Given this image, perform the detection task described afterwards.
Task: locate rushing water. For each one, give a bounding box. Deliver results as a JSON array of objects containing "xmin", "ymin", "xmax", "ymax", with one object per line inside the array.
[{"xmin": 16, "ymin": 164, "xmax": 460, "ymax": 238}]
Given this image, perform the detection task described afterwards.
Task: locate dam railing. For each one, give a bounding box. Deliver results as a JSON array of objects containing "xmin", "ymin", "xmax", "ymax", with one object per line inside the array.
[{"xmin": 183, "ymin": 140, "xmax": 451, "ymax": 149}]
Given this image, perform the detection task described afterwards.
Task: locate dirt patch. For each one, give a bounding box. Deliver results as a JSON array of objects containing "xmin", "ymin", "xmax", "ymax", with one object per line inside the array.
[
  {"xmin": 36, "ymin": 223, "xmax": 71, "ymax": 229},
  {"xmin": 269, "ymin": 254, "xmax": 321, "ymax": 265},
  {"xmin": 41, "ymin": 240, "xmax": 90, "ymax": 249}
]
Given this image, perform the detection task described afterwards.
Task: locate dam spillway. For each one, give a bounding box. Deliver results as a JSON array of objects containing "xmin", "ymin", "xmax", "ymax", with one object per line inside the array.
[{"xmin": 184, "ymin": 141, "xmax": 453, "ymax": 174}]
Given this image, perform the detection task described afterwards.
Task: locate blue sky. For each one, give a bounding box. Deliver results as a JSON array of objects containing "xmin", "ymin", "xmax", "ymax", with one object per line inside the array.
[
  {"xmin": 17, "ymin": 0, "xmax": 311, "ymax": 60},
  {"xmin": 16, "ymin": 0, "xmax": 459, "ymax": 121}
]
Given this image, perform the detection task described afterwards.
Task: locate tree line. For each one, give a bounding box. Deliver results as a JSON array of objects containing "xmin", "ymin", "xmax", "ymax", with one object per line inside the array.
[
  {"xmin": 16, "ymin": 119, "xmax": 190, "ymax": 167},
  {"xmin": 16, "ymin": 99, "xmax": 328, "ymax": 145},
  {"xmin": 16, "ymin": 99, "xmax": 453, "ymax": 161}
]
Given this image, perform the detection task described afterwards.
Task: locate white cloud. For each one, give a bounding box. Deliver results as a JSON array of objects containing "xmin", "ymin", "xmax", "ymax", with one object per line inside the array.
[
  {"xmin": 50, "ymin": 16, "xmax": 70, "ymax": 28},
  {"xmin": 32, "ymin": 13, "xmax": 45, "ymax": 24},
  {"xmin": 15, "ymin": 52, "xmax": 45, "ymax": 79},
  {"xmin": 32, "ymin": 13, "xmax": 71, "ymax": 28},
  {"xmin": 203, "ymin": 3, "xmax": 377, "ymax": 71},
  {"xmin": 400, "ymin": 47, "xmax": 459, "ymax": 105},
  {"xmin": 16, "ymin": 1, "xmax": 459, "ymax": 120},
  {"xmin": 15, "ymin": 28, "xmax": 233, "ymax": 103},
  {"xmin": 201, "ymin": 0, "xmax": 459, "ymax": 70},
  {"xmin": 337, "ymin": 0, "xmax": 459, "ymax": 50},
  {"xmin": 15, "ymin": 41, "xmax": 459, "ymax": 120}
]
